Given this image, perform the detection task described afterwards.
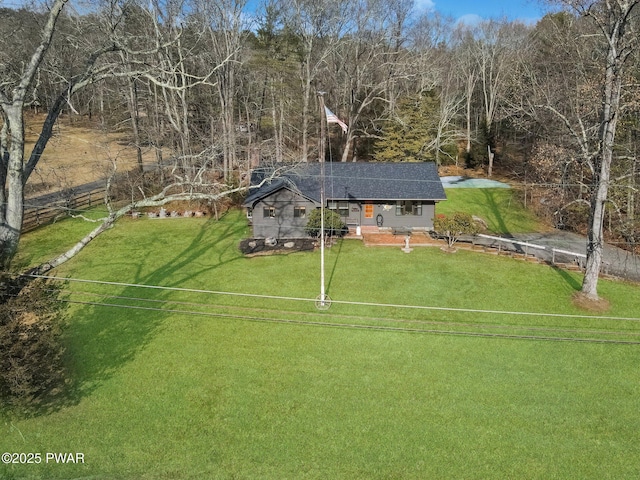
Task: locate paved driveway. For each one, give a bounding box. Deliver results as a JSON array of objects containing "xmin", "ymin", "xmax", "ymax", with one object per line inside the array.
[{"xmin": 471, "ymin": 231, "xmax": 640, "ymax": 282}]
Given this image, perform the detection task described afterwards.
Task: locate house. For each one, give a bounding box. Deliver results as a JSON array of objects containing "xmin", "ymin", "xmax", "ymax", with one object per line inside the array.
[{"xmin": 243, "ymin": 162, "xmax": 447, "ymax": 239}]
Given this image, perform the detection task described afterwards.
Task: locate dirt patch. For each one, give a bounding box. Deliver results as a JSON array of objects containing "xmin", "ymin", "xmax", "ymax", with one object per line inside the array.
[
  {"xmin": 19, "ymin": 311, "xmax": 39, "ymax": 327},
  {"xmin": 239, "ymin": 238, "xmax": 316, "ymax": 256},
  {"xmin": 439, "ymin": 165, "xmax": 482, "ymax": 177},
  {"xmin": 572, "ymin": 292, "xmax": 611, "ymax": 313},
  {"xmin": 361, "ymin": 232, "xmax": 442, "ymax": 247},
  {"xmin": 362, "ymin": 232, "xmax": 406, "ymax": 245},
  {"xmin": 21, "ymin": 113, "xmax": 154, "ymax": 198}
]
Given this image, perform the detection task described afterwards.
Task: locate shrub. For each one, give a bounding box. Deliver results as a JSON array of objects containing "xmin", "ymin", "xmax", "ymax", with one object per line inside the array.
[
  {"xmin": 433, "ymin": 212, "xmax": 480, "ymax": 249},
  {"xmin": 0, "ymin": 278, "xmax": 69, "ymax": 411},
  {"xmin": 305, "ymin": 208, "xmax": 348, "ymax": 237}
]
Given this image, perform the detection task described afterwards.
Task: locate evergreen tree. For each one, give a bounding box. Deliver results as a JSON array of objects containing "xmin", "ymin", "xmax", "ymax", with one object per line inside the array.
[{"xmin": 374, "ymin": 91, "xmax": 440, "ymax": 162}]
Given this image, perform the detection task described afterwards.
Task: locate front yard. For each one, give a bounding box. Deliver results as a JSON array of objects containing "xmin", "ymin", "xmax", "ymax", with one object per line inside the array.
[{"xmin": 2, "ymin": 210, "xmax": 639, "ymax": 479}]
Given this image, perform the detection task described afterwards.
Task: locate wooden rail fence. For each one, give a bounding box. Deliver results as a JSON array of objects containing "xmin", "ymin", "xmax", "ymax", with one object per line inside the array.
[{"xmin": 23, "ymin": 187, "xmax": 106, "ymax": 233}]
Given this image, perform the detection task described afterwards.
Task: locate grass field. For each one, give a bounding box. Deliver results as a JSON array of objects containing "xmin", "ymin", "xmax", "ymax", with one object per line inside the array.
[
  {"xmin": 439, "ymin": 188, "xmax": 543, "ymax": 233},
  {"xmin": 2, "ymin": 210, "xmax": 640, "ymax": 479}
]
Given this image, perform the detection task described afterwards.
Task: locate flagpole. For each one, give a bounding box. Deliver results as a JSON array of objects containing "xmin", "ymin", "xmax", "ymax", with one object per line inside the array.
[{"xmin": 317, "ymin": 92, "xmax": 328, "ymax": 310}]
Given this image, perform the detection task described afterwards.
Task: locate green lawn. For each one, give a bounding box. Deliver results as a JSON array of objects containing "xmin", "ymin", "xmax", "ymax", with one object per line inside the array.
[
  {"xmin": 2, "ymin": 211, "xmax": 640, "ymax": 479},
  {"xmin": 439, "ymin": 188, "xmax": 542, "ymax": 233}
]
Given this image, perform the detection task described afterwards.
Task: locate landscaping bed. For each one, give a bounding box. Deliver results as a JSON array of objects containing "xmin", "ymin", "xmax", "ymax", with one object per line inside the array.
[{"xmin": 239, "ymin": 237, "xmax": 316, "ymax": 255}]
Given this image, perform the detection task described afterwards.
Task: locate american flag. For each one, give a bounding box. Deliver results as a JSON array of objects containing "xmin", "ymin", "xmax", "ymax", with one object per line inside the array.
[{"xmin": 324, "ymin": 106, "xmax": 348, "ymax": 134}]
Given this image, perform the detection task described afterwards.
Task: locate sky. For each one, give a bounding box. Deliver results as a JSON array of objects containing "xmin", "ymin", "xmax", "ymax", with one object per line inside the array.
[
  {"xmin": 0, "ymin": 0, "xmax": 550, "ymax": 27},
  {"xmin": 417, "ymin": 0, "xmax": 549, "ymax": 25}
]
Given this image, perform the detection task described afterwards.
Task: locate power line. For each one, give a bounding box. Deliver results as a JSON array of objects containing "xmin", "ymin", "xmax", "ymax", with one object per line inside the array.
[
  {"xmin": 58, "ymin": 289, "xmax": 640, "ymax": 339},
  {"xmin": 12, "ymin": 273, "xmax": 639, "ymax": 344},
  {"xmin": 58, "ymin": 297, "xmax": 640, "ymax": 346},
  {"xmin": 26, "ymin": 273, "xmax": 640, "ymax": 323}
]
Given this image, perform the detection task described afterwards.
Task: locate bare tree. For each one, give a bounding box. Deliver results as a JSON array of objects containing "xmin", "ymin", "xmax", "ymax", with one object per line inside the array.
[
  {"xmin": 1, "ymin": 0, "xmax": 80, "ymax": 269},
  {"xmin": 472, "ymin": 19, "xmax": 529, "ymax": 175},
  {"xmin": 200, "ymin": 0, "xmax": 249, "ymax": 180},
  {"xmin": 451, "ymin": 25, "xmax": 479, "ymax": 158},
  {"xmin": 431, "ymin": 81, "xmax": 464, "ymax": 165},
  {"xmin": 0, "ymin": 0, "xmax": 240, "ymax": 271},
  {"xmin": 27, "ymin": 162, "xmax": 291, "ymax": 276},
  {"xmin": 330, "ymin": 0, "xmax": 415, "ymax": 162},
  {"xmin": 538, "ymin": 0, "xmax": 640, "ymax": 299},
  {"xmin": 281, "ymin": 0, "xmax": 348, "ymax": 162},
  {"xmin": 411, "ymin": 14, "xmax": 464, "ymax": 165}
]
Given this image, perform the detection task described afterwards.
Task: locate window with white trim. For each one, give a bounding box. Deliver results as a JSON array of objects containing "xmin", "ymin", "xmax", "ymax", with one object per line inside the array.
[
  {"xmin": 395, "ymin": 201, "xmax": 422, "ymax": 216},
  {"xmin": 294, "ymin": 206, "xmax": 306, "ymax": 218},
  {"xmin": 329, "ymin": 201, "xmax": 349, "ymax": 217}
]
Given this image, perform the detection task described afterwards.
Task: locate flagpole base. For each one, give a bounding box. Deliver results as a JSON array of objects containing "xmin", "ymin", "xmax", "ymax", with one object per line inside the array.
[{"xmin": 315, "ymin": 294, "xmax": 332, "ymax": 310}]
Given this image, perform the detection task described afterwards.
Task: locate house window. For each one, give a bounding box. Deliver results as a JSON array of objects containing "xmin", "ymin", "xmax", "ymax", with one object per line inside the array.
[
  {"xmin": 246, "ymin": 208, "xmax": 253, "ymax": 219},
  {"xmin": 294, "ymin": 206, "xmax": 306, "ymax": 218},
  {"xmin": 364, "ymin": 204, "xmax": 374, "ymax": 219},
  {"xmin": 263, "ymin": 207, "xmax": 276, "ymax": 218},
  {"xmin": 396, "ymin": 201, "xmax": 422, "ymax": 216},
  {"xmin": 328, "ymin": 201, "xmax": 349, "ymax": 217}
]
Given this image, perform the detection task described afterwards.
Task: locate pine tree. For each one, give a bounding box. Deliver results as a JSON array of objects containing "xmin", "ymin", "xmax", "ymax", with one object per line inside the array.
[{"xmin": 374, "ymin": 91, "xmax": 440, "ymax": 162}]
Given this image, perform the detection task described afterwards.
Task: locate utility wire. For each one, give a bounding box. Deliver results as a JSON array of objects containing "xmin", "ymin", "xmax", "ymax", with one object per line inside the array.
[
  {"xmin": 59, "ymin": 297, "xmax": 640, "ymax": 345},
  {"xmin": 26, "ymin": 273, "xmax": 640, "ymax": 323},
  {"xmin": 56, "ymin": 289, "xmax": 640, "ymax": 339}
]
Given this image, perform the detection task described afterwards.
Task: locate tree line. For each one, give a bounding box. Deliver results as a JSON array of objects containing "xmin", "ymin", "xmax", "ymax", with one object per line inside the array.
[{"xmin": 1, "ymin": 0, "xmax": 639, "ymax": 300}]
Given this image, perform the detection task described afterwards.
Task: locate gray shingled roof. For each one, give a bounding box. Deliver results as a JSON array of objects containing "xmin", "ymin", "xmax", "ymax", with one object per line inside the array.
[{"xmin": 243, "ymin": 162, "xmax": 446, "ymax": 206}]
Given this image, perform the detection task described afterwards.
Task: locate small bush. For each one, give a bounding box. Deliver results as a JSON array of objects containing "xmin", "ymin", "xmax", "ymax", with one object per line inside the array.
[
  {"xmin": 305, "ymin": 209, "xmax": 348, "ymax": 237},
  {"xmin": 433, "ymin": 212, "xmax": 480, "ymax": 249},
  {"xmin": 0, "ymin": 278, "xmax": 69, "ymax": 411}
]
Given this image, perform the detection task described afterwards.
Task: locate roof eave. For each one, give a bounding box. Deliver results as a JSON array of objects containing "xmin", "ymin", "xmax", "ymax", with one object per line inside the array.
[{"xmin": 243, "ymin": 184, "xmax": 321, "ymax": 207}]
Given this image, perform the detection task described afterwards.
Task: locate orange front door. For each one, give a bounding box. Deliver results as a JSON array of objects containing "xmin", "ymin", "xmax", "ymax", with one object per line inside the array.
[{"xmin": 364, "ymin": 204, "xmax": 374, "ymax": 219}]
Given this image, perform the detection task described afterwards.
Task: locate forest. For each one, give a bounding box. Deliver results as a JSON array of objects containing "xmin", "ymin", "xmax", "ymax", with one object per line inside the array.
[{"xmin": 1, "ymin": 0, "xmax": 639, "ymax": 293}]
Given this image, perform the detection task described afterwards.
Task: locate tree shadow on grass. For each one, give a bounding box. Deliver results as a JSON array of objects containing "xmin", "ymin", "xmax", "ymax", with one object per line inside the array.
[
  {"xmin": 130, "ymin": 213, "xmax": 246, "ymax": 288},
  {"xmin": 480, "ymin": 189, "xmax": 510, "ymax": 235},
  {"xmin": 23, "ymin": 214, "xmax": 248, "ymax": 417},
  {"xmin": 327, "ymin": 238, "xmax": 344, "ymax": 292},
  {"xmin": 550, "ymin": 265, "xmax": 582, "ymax": 291},
  {"xmin": 326, "ymin": 237, "xmax": 344, "ymax": 295}
]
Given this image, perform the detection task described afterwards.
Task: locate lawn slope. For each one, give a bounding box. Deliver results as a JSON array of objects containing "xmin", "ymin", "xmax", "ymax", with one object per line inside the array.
[
  {"xmin": 439, "ymin": 188, "xmax": 542, "ymax": 233},
  {"xmin": 2, "ymin": 211, "xmax": 640, "ymax": 479}
]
